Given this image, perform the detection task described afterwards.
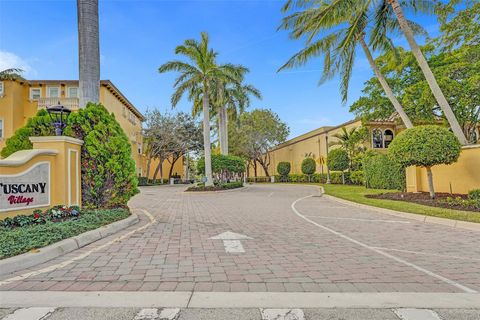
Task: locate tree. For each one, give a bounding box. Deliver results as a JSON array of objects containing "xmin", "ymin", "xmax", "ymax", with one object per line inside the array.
[
  {"xmin": 327, "ymin": 149, "xmax": 349, "ymax": 184},
  {"xmin": 0, "ymin": 68, "xmax": 24, "ymax": 81},
  {"xmin": 77, "ymin": 0, "xmax": 100, "ymax": 108},
  {"xmin": 301, "ymin": 157, "xmax": 316, "ymax": 181},
  {"xmin": 229, "ymin": 109, "xmax": 289, "ymax": 177},
  {"xmin": 329, "ymin": 126, "xmax": 367, "ymax": 170},
  {"xmin": 159, "ymin": 32, "xmax": 242, "ymax": 186},
  {"xmin": 388, "ymin": 125, "xmax": 461, "ymax": 199},
  {"xmin": 197, "ymin": 154, "xmax": 245, "ymax": 182},
  {"xmin": 350, "ymin": 44, "xmax": 480, "ymax": 143},
  {"xmin": 278, "ymin": 0, "xmax": 415, "ymax": 128},
  {"xmin": 277, "ymin": 162, "xmax": 291, "ymax": 180},
  {"xmin": 385, "ymin": 0, "xmax": 468, "ymax": 144}
]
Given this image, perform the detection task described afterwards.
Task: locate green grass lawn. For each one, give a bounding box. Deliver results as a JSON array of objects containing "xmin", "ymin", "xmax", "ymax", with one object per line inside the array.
[
  {"xmin": 321, "ymin": 184, "xmax": 480, "ymax": 223},
  {"xmin": 0, "ymin": 208, "xmax": 130, "ymax": 259}
]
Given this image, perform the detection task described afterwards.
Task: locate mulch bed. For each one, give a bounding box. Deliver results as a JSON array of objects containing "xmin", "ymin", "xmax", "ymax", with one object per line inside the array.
[{"xmin": 366, "ymin": 192, "xmax": 480, "ymax": 213}]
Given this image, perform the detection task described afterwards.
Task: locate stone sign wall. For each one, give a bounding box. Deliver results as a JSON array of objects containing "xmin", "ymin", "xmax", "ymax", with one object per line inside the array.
[{"xmin": 0, "ymin": 162, "xmax": 50, "ymax": 212}]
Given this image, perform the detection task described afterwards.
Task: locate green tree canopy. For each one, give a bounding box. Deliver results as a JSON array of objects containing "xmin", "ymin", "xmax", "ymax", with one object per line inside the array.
[
  {"xmin": 301, "ymin": 158, "xmax": 316, "ymax": 175},
  {"xmin": 327, "ymin": 149, "xmax": 349, "ymax": 172}
]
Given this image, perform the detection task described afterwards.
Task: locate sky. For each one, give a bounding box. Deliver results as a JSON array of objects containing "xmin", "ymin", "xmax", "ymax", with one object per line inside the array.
[{"xmin": 0, "ymin": 0, "xmax": 439, "ymax": 138}]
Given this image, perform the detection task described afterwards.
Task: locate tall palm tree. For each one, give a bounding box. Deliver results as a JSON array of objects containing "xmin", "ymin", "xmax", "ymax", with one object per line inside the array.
[
  {"xmin": 385, "ymin": 0, "xmax": 468, "ymax": 144},
  {"xmin": 0, "ymin": 68, "xmax": 25, "ymax": 81},
  {"xmin": 158, "ymin": 32, "xmax": 242, "ymax": 186},
  {"xmin": 213, "ymin": 80, "xmax": 261, "ymax": 154},
  {"xmin": 77, "ymin": 0, "xmax": 100, "ymax": 108},
  {"xmin": 279, "ymin": 0, "xmax": 414, "ymax": 128}
]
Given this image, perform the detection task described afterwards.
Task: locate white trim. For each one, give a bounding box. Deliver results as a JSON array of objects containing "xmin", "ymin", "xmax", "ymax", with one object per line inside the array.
[
  {"xmin": 46, "ymin": 85, "xmax": 60, "ymax": 98},
  {"xmin": 0, "ymin": 81, "xmax": 4, "ymax": 96},
  {"xmin": 29, "ymin": 87, "xmax": 41, "ymax": 100},
  {"xmin": 371, "ymin": 128, "xmax": 384, "ymax": 149},
  {"xmin": 0, "ymin": 161, "xmax": 51, "ymax": 212},
  {"xmin": 29, "ymin": 136, "xmax": 84, "ymax": 146},
  {"xmin": 67, "ymin": 148, "xmax": 80, "ymax": 206},
  {"xmin": 462, "ymin": 143, "xmax": 480, "ymax": 150},
  {"xmin": 0, "ymin": 118, "xmax": 3, "ymax": 139}
]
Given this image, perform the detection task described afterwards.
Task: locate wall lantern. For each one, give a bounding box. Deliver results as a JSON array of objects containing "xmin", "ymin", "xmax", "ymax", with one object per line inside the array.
[{"xmin": 47, "ymin": 103, "xmax": 71, "ymax": 136}]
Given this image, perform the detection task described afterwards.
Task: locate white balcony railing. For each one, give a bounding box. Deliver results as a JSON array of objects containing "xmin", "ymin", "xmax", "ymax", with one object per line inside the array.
[{"xmin": 37, "ymin": 97, "xmax": 79, "ymax": 110}]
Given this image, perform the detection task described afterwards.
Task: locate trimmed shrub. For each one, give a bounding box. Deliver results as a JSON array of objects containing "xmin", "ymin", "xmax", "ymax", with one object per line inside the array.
[
  {"xmin": 186, "ymin": 181, "xmax": 243, "ymax": 192},
  {"xmin": 468, "ymin": 189, "xmax": 480, "ymax": 201},
  {"xmin": 327, "ymin": 149, "xmax": 349, "ymax": 184},
  {"xmin": 138, "ymin": 177, "xmax": 149, "ymax": 186},
  {"xmin": 197, "ymin": 154, "xmax": 245, "ymax": 174},
  {"xmin": 350, "ymin": 170, "xmax": 364, "ymax": 185},
  {"xmin": 363, "ymin": 152, "xmax": 405, "ymax": 190},
  {"xmin": 301, "ymin": 158, "xmax": 316, "ymax": 175},
  {"xmin": 277, "ymin": 162, "xmax": 291, "ymax": 176},
  {"xmin": 329, "ymin": 171, "xmax": 351, "ymax": 184},
  {"xmin": 388, "ymin": 125, "xmax": 461, "ymax": 198}
]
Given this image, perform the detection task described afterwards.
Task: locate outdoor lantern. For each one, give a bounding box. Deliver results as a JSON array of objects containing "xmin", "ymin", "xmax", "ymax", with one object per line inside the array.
[{"xmin": 47, "ymin": 103, "xmax": 71, "ymax": 136}]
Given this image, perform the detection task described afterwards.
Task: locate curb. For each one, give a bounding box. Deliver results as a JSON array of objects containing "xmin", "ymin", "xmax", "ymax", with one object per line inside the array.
[
  {"xmin": 0, "ymin": 214, "xmax": 139, "ymax": 276},
  {"xmin": 319, "ymin": 187, "xmax": 480, "ymax": 232}
]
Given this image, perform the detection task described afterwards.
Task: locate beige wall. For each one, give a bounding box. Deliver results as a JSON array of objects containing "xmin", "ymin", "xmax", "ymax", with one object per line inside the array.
[{"xmin": 406, "ymin": 145, "xmax": 480, "ymax": 195}]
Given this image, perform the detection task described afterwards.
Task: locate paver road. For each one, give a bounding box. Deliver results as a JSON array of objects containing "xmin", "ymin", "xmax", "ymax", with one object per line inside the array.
[{"xmin": 1, "ymin": 183, "xmax": 479, "ymax": 294}]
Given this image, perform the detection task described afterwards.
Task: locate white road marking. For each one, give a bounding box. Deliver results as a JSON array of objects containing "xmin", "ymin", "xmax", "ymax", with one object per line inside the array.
[
  {"xmin": 134, "ymin": 308, "xmax": 158, "ymax": 320},
  {"xmin": 394, "ymin": 308, "xmax": 442, "ymax": 320},
  {"xmin": 291, "ymin": 194, "xmax": 477, "ymax": 294},
  {"xmin": 268, "ymin": 192, "xmax": 274, "ymax": 197},
  {"xmin": 261, "ymin": 308, "xmax": 305, "ymax": 320},
  {"xmin": 371, "ymin": 246, "xmax": 480, "ymax": 262},
  {"xmin": 3, "ymin": 307, "xmax": 56, "ymax": 320},
  {"xmin": 209, "ymin": 231, "xmax": 252, "ymax": 253},
  {"xmin": 223, "ymin": 240, "xmax": 245, "ymax": 253},
  {"xmin": 303, "ymin": 215, "xmax": 410, "ymax": 224},
  {"xmin": 159, "ymin": 308, "xmax": 181, "ymax": 320},
  {"xmin": 0, "ymin": 208, "xmax": 156, "ymax": 287}
]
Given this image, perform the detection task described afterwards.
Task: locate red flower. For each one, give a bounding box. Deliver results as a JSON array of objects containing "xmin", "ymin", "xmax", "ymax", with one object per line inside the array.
[{"xmin": 34, "ymin": 213, "xmax": 40, "ymax": 219}]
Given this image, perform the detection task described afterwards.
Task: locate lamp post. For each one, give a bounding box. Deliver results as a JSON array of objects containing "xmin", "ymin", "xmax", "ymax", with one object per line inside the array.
[{"xmin": 47, "ymin": 103, "xmax": 71, "ymax": 136}]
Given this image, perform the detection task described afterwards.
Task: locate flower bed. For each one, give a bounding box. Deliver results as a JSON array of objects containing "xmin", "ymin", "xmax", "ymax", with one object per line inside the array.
[
  {"xmin": 0, "ymin": 207, "xmax": 130, "ymax": 259},
  {"xmin": 185, "ymin": 181, "xmax": 243, "ymax": 192}
]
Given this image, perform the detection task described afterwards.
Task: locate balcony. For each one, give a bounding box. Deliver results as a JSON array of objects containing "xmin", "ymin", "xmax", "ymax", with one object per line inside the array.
[{"xmin": 37, "ymin": 97, "xmax": 79, "ymax": 110}]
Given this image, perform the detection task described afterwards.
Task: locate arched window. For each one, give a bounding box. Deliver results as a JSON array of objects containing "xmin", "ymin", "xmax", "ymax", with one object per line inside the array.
[
  {"xmin": 384, "ymin": 129, "xmax": 394, "ymax": 148},
  {"xmin": 372, "ymin": 129, "xmax": 383, "ymax": 148}
]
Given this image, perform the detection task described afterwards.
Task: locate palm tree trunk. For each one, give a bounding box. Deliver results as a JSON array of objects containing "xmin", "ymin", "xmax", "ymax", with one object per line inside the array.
[
  {"xmin": 218, "ymin": 106, "xmax": 229, "ymax": 155},
  {"xmin": 203, "ymin": 84, "xmax": 214, "ymax": 186},
  {"xmin": 359, "ymin": 36, "xmax": 413, "ymax": 129},
  {"xmin": 77, "ymin": 0, "xmax": 100, "ymax": 108},
  {"xmin": 387, "ymin": 0, "xmax": 468, "ymax": 145}
]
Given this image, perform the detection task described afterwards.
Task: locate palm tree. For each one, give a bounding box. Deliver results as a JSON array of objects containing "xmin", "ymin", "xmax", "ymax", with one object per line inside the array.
[
  {"xmin": 0, "ymin": 68, "xmax": 24, "ymax": 81},
  {"xmin": 329, "ymin": 126, "xmax": 366, "ymax": 169},
  {"xmin": 279, "ymin": 0, "xmax": 414, "ymax": 128},
  {"xmin": 213, "ymin": 80, "xmax": 261, "ymax": 155},
  {"xmin": 158, "ymin": 32, "xmax": 242, "ymax": 186},
  {"xmin": 77, "ymin": 0, "xmax": 100, "ymax": 108},
  {"xmin": 385, "ymin": 0, "xmax": 468, "ymax": 144}
]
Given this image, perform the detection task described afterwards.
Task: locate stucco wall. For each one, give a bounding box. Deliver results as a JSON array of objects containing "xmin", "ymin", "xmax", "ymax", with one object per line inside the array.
[{"xmin": 406, "ymin": 145, "xmax": 480, "ymax": 195}]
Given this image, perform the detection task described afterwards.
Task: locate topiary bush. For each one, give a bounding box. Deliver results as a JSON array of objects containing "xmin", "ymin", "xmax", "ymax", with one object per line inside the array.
[
  {"xmin": 388, "ymin": 125, "xmax": 461, "ymax": 199},
  {"xmin": 1, "ymin": 103, "xmax": 139, "ymax": 208},
  {"xmin": 277, "ymin": 162, "xmax": 291, "ymax": 178},
  {"xmin": 301, "ymin": 158, "xmax": 316, "ymax": 175},
  {"xmin": 327, "ymin": 149, "xmax": 349, "ymax": 184},
  {"xmin": 363, "ymin": 152, "xmax": 405, "ymax": 190}
]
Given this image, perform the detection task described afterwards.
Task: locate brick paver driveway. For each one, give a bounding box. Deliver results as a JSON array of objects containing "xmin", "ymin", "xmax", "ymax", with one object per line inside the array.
[{"xmin": 1, "ymin": 184, "xmax": 479, "ymax": 293}]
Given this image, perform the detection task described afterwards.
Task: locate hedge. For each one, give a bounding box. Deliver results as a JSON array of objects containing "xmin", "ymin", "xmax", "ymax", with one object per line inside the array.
[
  {"xmin": 197, "ymin": 154, "xmax": 245, "ymax": 174},
  {"xmin": 363, "ymin": 152, "xmax": 405, "ymax": 190},
  {"xmin": 350, "ymin": 170, "xmax": 364, "ymax": 185}
]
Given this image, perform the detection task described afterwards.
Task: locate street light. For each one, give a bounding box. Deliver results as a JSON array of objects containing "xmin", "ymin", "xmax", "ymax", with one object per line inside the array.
[{"xmin": 46, "ymin": 103, "xmax": 71, "ymax": 136}]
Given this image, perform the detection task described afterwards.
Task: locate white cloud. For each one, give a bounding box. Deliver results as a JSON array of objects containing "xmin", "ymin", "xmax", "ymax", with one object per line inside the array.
[{"xmin": 0, "ymin": 51, "xmax": 35, "ymax": 76}]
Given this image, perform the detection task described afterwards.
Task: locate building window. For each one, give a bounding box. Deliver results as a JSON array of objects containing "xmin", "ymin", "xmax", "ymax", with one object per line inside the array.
[
  {"xmin": 30, "ymin": 88, "xmax": 41, "ymax": 100},
  {"xmin": 384, "ymin": 129, "xmax": 394, "ymax": 148},
  {"xmin": 137, "ymin": 142, "xmax": 143, "ymax": 155},
  {"xmin": 122, "ymin": 106, "xmax": 126, "ymax": 117},
  {"xmin": 372, "ymin": 129, "xmax": 383, "ymax": 148},
  {"xmin": 0, "ymin": 119, "xmax": 3, "ymax": 139},
  {"xmin": 67, "ymin": 87, "xmax": 79, "ymax": 98},
  {"xmin": 0, "ymin": 82, "xmax": 4, "ymax": 96},
  {"xmin": 47, "ymin": 86, "xmax": 60, "ymax": 98}
]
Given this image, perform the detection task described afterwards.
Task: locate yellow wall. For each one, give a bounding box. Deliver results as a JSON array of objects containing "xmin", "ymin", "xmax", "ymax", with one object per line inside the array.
[
  {"xmin": 143, "ymin": 156, "xmax": 185, "ymax": 181},
  {"xmin": 406, "ymin": 145, "xmax": 480, "ymax": 195}
]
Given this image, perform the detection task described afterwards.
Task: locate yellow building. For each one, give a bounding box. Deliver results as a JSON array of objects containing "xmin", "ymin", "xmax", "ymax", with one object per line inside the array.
[
  {"xmin": 253, "ymin": 118, "xmax": 400, "ymax": 177},
  {"xmin": 0, "ymin": 79, "xmax": 184, "ymax": 180}
]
